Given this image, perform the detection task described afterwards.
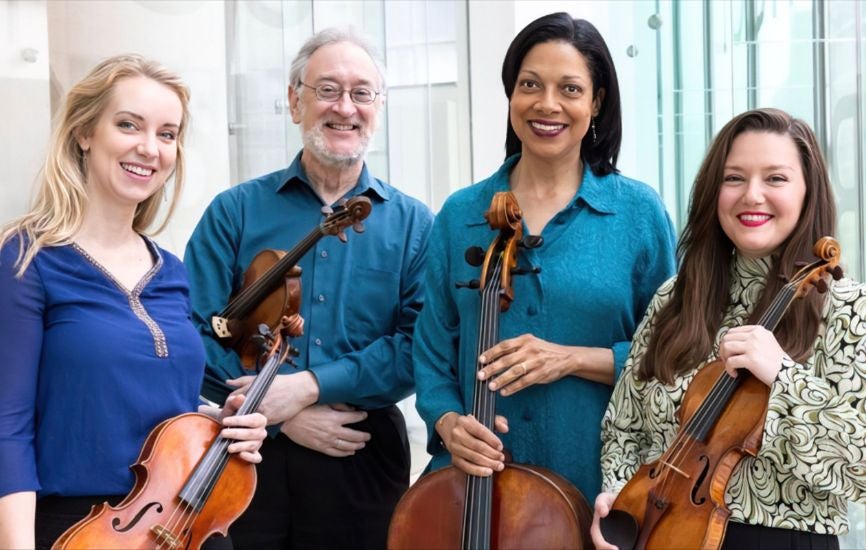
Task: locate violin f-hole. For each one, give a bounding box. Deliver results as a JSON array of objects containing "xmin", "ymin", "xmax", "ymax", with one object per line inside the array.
[{"xmin": 110, "ymin": 501, "xmax": 164, "ymax": 532}]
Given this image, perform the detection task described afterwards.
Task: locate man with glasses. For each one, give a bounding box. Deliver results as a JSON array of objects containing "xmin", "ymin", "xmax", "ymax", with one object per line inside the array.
[{"xmin": 185, "ymin": 27, "xmax": 433, "ymax": 549}]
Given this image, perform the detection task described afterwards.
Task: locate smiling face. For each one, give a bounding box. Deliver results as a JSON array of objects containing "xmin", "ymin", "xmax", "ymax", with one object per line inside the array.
[
  {"xmin": 508, "ymin": 40, "xmax": 602, "ymax": 166},
  {"xmin": 77, "ymin": 76, "xmax": 183, "ymax": 209},
  {"xmin": 717, "ymin": 131, "xmax": 807, "ymax": 258},
  {"xmin": 289, "ymin": 41, "xmax": 382, "ymax": 168}
]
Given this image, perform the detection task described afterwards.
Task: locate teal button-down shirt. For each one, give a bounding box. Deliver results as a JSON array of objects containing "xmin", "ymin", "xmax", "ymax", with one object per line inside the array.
[
  {"xmin": 413, "ymin": 155, "xmax": 676, "ymax": 500},
  {"xmin": 185, "ymin": 152, "xmax": 433, "ymax": 409}
]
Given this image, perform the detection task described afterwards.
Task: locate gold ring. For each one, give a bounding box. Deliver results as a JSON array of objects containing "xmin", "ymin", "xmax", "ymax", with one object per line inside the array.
[{"xmin": 519, "ymin": 363, "xmax": 527, "ymax": 375}]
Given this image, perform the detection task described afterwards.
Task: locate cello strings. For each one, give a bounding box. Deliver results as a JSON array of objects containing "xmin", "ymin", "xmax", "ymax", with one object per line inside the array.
[{"xmin": 464, "ymin": 253, "xmax": 503, "ymax": 549}]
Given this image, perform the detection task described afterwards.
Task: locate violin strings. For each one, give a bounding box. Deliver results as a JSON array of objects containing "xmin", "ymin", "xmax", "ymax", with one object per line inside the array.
[
  {"xmin": 654, "ymin": 283, "xmax": 796, "ymax": 505},
  {"xmin": 157, "ymin": 346, "xmax": 285, "ymax": 547},
  {"xmin": 222, "ymin": 230, "xmax": 321, "ymax": 319}
]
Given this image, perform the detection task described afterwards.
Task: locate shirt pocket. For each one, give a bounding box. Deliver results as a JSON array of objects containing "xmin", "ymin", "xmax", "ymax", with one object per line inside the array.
[{"xmin": 345, "ymin": 264, "xmax": 401, "ymax": 343}]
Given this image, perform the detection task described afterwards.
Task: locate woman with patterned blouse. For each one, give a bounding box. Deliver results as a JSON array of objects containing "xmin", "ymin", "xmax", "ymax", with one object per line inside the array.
[{"xmin": 591, "ymin": 108, "xmax": 866, "ymax": 549}]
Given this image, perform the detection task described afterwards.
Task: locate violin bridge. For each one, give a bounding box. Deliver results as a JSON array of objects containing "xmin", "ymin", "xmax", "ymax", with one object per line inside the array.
[
  {"xmin": 211, "ymin": 316, "xmax": 232, "ymax": 338},
  {"xmin": 660, "ymin": 460, "xmax": 691, "ymax": 479},
  {"xmin": 151, "ymin": 524, "xmax": 182, "ymax": 549}
]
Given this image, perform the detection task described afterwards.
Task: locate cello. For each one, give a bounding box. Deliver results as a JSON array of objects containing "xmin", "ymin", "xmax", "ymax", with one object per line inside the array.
[
  {"xmin": 387, "ymin": 191, "xmax": 593, "ymax": 550},
  {"xmin": 600, "ymin": 237, "xmax": 843, "ymax": 550},
  {"xmin": 211, "ymin": 196, "xmax": 371, "ymax": 370},
  {"xmin": 52, "ymin": 319, "xmax": 302, "ymax": 550}
]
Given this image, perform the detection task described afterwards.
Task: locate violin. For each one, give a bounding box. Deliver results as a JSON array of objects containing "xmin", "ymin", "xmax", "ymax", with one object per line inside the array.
[
  {"xmin": 387, "ymin": 191, "xmax": 593, "ymax": 550},
  {"xmin": 52, "ymin": 320, "xmax": 302, "ymax": 550},
  {"xmin": 601, "ymin": 237, "xmax": 844, "ymax": 550},
  {"xmin": 211, "ymin": 196, "xmax": 371, "ymax": 369}
]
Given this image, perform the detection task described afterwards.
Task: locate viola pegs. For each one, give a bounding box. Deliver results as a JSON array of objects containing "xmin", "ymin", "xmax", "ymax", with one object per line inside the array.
[
  {"xmin": 321, "ymin": 205, "xmax": 334, "ymax": 216},
  {"xmin": 455, "ymin": 279, "xmax": 481, "ymax": 290},
  {"xmin": 464, "ymin": 246, "xmax": 485, "ymax": 267},
  {"xmin": 353, "ymin": 222, "xmax": 366, "ymax": 233},
  {"xmin": 832, "ymin": 265, "xmax": 844, "ymax": 280},
  {"xmin": 337, "ymin": 230, "xmax": 348, "ymax": 243},
  {"xmin": 519, "ymin": 236, "xmax": 544, "ymax": 249}
]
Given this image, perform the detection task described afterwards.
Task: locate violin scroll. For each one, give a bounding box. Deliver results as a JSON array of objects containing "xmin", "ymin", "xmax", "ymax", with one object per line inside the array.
[
  {"xmin": 321, "ymin": 196, "xmax": 373, "ymax": 243},
  {"xmin": 791, "ymin": 237, "xmax": 843, "ymax": 298}
]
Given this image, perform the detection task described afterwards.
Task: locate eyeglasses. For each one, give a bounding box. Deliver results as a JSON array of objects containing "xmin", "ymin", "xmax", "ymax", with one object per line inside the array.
[{"xmin": 299, "ymin": 81, "xmax": 381, "ymax": 105}]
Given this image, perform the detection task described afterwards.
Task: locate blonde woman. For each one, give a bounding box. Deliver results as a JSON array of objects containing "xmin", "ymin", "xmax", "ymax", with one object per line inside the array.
[{"xmin": 0, "ymin": 55, "xmax": 266, "ymax": 549}]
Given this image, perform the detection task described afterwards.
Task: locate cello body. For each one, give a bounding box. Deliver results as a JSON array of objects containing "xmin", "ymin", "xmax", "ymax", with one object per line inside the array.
[
  {"xmin": 53, "ymin": 414, "xmax": 254, "ymax": 549},
  {"xmin": 388, "ymin": 464, "xmax": 592, "ymax": 550},
  {"xmin": 609, "ymin": 360, "xmax": 769, "ymax": 550}
]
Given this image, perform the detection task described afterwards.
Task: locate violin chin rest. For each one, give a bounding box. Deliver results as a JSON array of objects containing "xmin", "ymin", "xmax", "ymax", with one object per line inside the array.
[{"xmin": 600, "ymin": 509, "xmax": 639, "ymax": 550}]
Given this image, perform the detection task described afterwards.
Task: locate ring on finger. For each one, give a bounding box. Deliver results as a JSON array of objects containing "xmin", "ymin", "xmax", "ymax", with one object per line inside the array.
[
  {"xmin": 518, "ymin": 363, "xmax": 527, "ymax": 375},
  {"xmin": 336, "ymin": 438, "xmax": 343, "ymax": 449}
]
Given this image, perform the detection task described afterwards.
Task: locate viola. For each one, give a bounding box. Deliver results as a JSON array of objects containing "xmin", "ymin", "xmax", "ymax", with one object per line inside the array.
[
  {"xmin": 52, "ymin": 320, "xmax": 302, "ymax": 550},
  {"xmin": 211, "ymin": 196, "xmax": 371, "ymax": 369},
  {"xmin": 601, "ymin": 237, "xmax": 844, "ymax": 550},
  {"xmin": 387, "ymin": 191, "xmax": 593, "ymax": 550}
]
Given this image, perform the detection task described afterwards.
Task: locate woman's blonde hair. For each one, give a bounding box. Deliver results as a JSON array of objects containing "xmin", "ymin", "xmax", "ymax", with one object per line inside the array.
[{"xmin": 1, "ymin": 54, "xmax": 191, "ymax": 276}]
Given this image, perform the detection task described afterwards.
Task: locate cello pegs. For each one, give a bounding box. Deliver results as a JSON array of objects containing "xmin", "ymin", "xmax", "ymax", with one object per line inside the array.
[
  {"xmin": 464, "ymin": 246, "xmax": 485, "ymax": 267},
  {"xmin": 832, "ymin": 265, "xmax": 844, "ymax": 280},
  {"xmin": 512, "ymin": 265, "xmax": 541, "ymax": 276},
  {"xmin": 321, "ymin": 205, "xmax": 334, "ymax": 216},
  {"xmin": 353, "ymin": 222, "xmax": 366, "ymax": 233},
  {"xmin": 455, "ymin": 279, "xmax": 481, "ymax": 290},
  {"xmin": 519, "ymin": 236, "xmax": 544, "ymax": 249}
]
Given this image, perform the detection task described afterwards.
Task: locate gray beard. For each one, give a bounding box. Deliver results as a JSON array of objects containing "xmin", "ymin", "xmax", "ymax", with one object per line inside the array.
[{"xmin": 301, "ymin": 125, "xmax": 370, "ymax": 169}]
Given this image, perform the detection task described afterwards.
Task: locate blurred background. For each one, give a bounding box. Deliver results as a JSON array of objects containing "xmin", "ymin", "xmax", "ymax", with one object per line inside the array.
[{"xmin": 2, "ymin": 1, "xmax": 864, "ymax": 545}]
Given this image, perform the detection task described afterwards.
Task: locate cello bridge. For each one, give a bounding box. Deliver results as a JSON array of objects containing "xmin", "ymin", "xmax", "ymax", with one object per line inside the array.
[{"xmin": 151, "ymin": 524, "xmax": 182, "ymax": 549}]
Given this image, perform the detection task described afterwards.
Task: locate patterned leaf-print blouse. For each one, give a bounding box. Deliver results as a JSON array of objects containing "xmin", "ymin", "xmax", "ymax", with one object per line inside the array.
[{"xmin": 601, "ymin": 254, "xmax": 866, "ymax": 534}]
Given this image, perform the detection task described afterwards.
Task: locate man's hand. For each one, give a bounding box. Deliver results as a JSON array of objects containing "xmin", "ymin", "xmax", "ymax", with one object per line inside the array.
[
  {"xmin": 227, "ymin": 371, "xmax": 320, "ymax": 425},
  {"xmin": 281, "ymin": 403, "xmax": 371, "ymax": 457}
]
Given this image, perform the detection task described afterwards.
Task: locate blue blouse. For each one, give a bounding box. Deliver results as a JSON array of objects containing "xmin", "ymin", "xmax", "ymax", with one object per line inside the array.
[
  {"xmin": 0, "ymin": 236, "xmax": 205, "ymax": 498},
  {"xmin": 413, "ymin": 155, "xmax": 677, "ymax": 501}
]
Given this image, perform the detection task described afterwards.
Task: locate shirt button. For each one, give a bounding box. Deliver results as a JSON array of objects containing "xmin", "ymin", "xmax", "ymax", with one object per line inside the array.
[
  {"xmin": 321, "ymin": 250, "xmax": 328, "ymax": 258},
  {"xmin": 527, "ymin": 306, "xmax": 538, "ymax": 316},
  {"xmin": 315, "ymin": 338, "xmax": 322, "ymax": 346},
  {"xmin": 318, "ymin": 294, "xmax": 325, "ymax": 303}
]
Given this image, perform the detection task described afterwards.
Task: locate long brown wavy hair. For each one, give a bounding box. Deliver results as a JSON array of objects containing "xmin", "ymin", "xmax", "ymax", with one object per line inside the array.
[{"xmin": 637, "ymin": 108, "xmax": 836, "ymax": 383}]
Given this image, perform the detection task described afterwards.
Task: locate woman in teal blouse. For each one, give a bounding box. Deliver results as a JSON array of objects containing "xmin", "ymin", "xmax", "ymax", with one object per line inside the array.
[{"xmin": 412, "ymin": 12, "xmax": 676, "ymax": 501}]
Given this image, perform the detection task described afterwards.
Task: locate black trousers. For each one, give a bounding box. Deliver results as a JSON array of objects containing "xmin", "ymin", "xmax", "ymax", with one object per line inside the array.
[
  {"xmin": 229, "ymin": 405, "xmax": 410, "ymax": 550},
  {"xmin": 722, "ymin": 521, "xmax": 840, "ymax": 550},
  {"xmin": 35, "ymin": 494, "xmax": 233, "ymax": 549}
]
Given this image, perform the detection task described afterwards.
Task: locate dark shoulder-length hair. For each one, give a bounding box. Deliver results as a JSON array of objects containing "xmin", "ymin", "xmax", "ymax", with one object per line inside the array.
[
  {"xmin": 501, "ymin": 12, "xmax": 622, "ymax": 176},
  {"xmin": 638, "ymin": 108, "xmax": 837, "ymax": 383}
]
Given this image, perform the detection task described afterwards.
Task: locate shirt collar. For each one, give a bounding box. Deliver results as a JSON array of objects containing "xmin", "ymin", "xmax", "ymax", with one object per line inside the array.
[
  {"xmin": 467, "ymin": 154, "xmax": 616, "ymax": 226},
  {"xmin": 276, "ymin": 150, "xmax": 390, "ymax": 201}
]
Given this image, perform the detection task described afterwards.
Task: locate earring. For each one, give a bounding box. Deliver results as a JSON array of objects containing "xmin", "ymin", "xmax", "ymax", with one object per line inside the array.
[{"xmin": 591, "ymin": 118, "xmax": 597, "ymax": 144}]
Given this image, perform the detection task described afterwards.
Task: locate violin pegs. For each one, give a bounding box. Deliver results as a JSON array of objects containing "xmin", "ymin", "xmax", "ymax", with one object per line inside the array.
[
  {"xmin": 832, "ymin": 265, "xmax": 844, "ymax": 280},
  {"xmin": 353, "ymin": 222, "xmax": 366, "ymax": 234},
  {"xmin": 815, "ymin": 278, "xmax": 829, "ymax": 293},
  {"xmin": 519, "ymin": 236, "xmax": 544, "ymax": 249},
  {"xmin": 455, "ymin": 279, "xmax": 481, "ymax": 290},
  {"xmin": 464, "ymin": 246, "xmax": 485, "ymax": 267},
  {"xmin": 321, "ymin": 205, "xmax": 334, "ymax": 216},
  {"xmin": 336, "ymin": 198, "xmax": 348, "ymax": 207},
  {"xmin": 337, "ymin": 230, "xmax": 348, "ymax": 243},
  {"xmin": 794, "ymin": 261, "xmax": 809, "ymax": 268}
]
